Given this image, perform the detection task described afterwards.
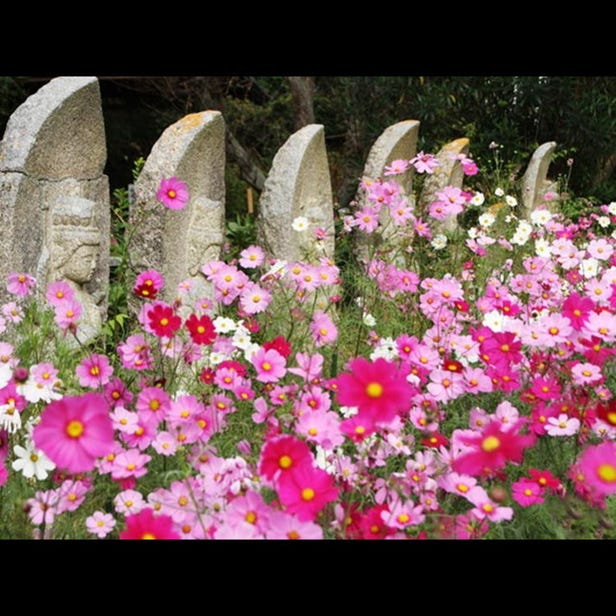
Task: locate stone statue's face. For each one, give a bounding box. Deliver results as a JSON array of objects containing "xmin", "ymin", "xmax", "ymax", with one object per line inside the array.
[{"xmin": 58, "ymin": 244, "xmax": 98, "ymax": 283}]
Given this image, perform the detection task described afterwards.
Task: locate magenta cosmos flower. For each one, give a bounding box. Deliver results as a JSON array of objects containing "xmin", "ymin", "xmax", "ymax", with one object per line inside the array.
[
  {"xmin": 336, "ymin": 357, "xmax": 413, "ymax": 426},
  {"xmin": 33, "ymin": 393, "xmax": 115, "ymax": 473},
  {"xmin": 576, "ymin": 441, "xmax": 616, "ymax": 500},
  {"xmin": 119, "ymin": 507, "xmax": 180, "ymax": 540},
  {"xmin": 156, "ymin": 177, "xmax": 190, "ymax": 210}
]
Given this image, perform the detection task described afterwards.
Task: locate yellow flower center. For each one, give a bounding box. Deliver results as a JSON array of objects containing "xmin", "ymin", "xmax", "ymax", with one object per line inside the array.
[
  {"xmin": 66, "ymin": 420, "xmax": 84, "ymax": 438},
  {"xmin": 245, "ymin": 511, "xmax": 257, "ymax": 524},
  {"xmin": 597, "ymin": 463, "xmax": 616, "ymax": 483},
  {"xmin": 397, "ymin": 513, "xmax": 410, "ymax": 524},
  {"xmin": 456, "ymin": 483, "xmax": 469, "ymax": 493},
  {"xmin": 279, "ymin": 455, "xmax": 292, "ymax": 469},
  {"xmin": 160, "ymin": 318, "xmax": 169, "ymax": 327},
  {"xmin": 287, "ymin": 530, "xmax": 300, "ymax": 539},
  {"xmin": 167, "ymin": 189, "xmax": 177, "ymax": 199},
  {"xmin": 365, "ymin": 382, "xmax": 383, "ymax": 398},
  {"xmin": 141, "ymin": 533, "xmax": 157, "ymax": 540},
  {"xmin": 30, "ymin": 453, "xmax": 39, "ymax": 462},
  {"xmin": 481, "ymin": 436, "xmax": 500, "ymax": 452},
  {"xmin": 262, "ymin": 362, "xmax": 272, "ymax": 371},
  {"xmin": 301, "ymin": 488, "xmax": 315, "ymax": 501}
]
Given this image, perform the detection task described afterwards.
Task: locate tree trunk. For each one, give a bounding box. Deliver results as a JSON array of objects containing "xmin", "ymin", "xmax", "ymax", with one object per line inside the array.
[{"xmin": 287, "ymin": 77, "xmax": 315, "ymax": 130}]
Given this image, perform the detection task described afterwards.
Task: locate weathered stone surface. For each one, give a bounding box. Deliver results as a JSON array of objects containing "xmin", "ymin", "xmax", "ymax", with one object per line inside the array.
[
  {"xmin": 257, "ymin": 124, "xmax": 334, "ymax": 263},
  {"xmin": 0, "ymin": 76, "xmax": 110, "ymax": 342},
  {"xmin": 419, "ymin": 137, "xmax": 470, "ymax": 232},
  {"xmin": 0, "ymin": 76, "xmax": 106, "ymax": 179},
  {"xmin": 130, "ymin": 111, "xmax": 225, "ymax": 304},
  {"xmin": 353, "ymin": 120, "xmax": 420, "ymax": 260},
  {"xmin": 520, "ymin": 142, "xmax": 558, "ymax": 216}
]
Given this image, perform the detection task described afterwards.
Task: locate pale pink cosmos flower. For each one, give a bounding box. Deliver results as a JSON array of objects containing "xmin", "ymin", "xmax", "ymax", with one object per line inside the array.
[
  {"xmin": 239, "ymin": 283, "xmax": 272, "ymax": 315},
  {"xmin": 571, "ymin": 362, "xmax": 603, "ymax": 385},
  {"xmin": 545, "ymin": 414, "xmax": 580, "ymax": 437},
  {"xmin": 152, "ymin": 431, "xmax": 178, "ymax": 456},
  {"xmin": 56, "ymin": 479, "xmax": 90, "ymax": 514},
  {"xmin": 2, "ymin": 302, "xmax": 23, "ymax": 324},
  {"xmin": 7, "ymin": 272, "xmax": 36, "ymax": 296},
  {"xmin": 410, "ymin": 151, "xmax": 439, "ymax": 174},
  {"xmin": 381, "ymin": 500, "xmax": 425, "ymax": 530},
  {"xmin": 384, "ymin": 159, "xmax": 410, "ymax": 176},
  {"xmin": 113, "ymin": 489, "xmax": 146, "ymax": 516},
  {"xmin": 288, "ymin": 352, "xmax": 324, "ymax": 382},
  {"xmin": 239, "ymin": 245, "xmax": 265, "ymax": 269},
  {"xmin": 264, "ymin": 510, "xmax": 324, "ymax": 539},
  {"xmin": 26, "ymin": 489, "xmax": 58, "ymax": 526},
  {"xmin": 587, "ymin": 238, "xmax": 613, "ymax": 261},
  {"xmin": 46, "ymin": 280, "xmax": 75, "ymax": 306},
  {"xmin": 295, "ymin": 408, "xmax": 344, "ymax": 450},
  {"xmin": 110, "ymin": 448, "xmax": 151, "ymax": 480},
  {"xmin": 53, "ymin": 298, "xmax": 82, "ymax": 331},
  {"xmin": 86, "ymin": 511, "xmax": 116, "ymax": 538},
  {"xmin": 310, "ymin": 311, "xmax": 338, "ymax": 347},
  {"xmin": 117, "ymin": 334, "xmax": 153, "ymax": 371}
]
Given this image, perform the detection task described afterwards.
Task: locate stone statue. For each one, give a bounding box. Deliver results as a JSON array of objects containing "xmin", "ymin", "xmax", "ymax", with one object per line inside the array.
[{"xmin": 47, "ymin": 196, "xmax": 103, "ymax": 344}]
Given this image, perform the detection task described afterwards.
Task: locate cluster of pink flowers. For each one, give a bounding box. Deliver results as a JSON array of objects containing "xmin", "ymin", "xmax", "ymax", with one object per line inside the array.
[{"xmin": 0, "ymin": 168, "xmax": 615, "ymax": 540}]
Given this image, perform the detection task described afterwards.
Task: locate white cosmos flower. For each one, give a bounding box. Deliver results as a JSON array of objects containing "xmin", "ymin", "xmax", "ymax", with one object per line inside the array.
[
  {"xmin": 362, "ymin": 313, "xmax": 376, "ymax": 327},
  {"xmin": 213, "ymin": 316, "xmax": 236, "ymax": 334},
  {"xmin": 530, "ymin": 208, "xmax": 553, "ymax": 226},
  {"xmin": 478, "ymin": 212, "xmax": 496, "ymax": 228},
  {"xmin": 608, "ymin": 202, "xmax": 616, "ymax": 216},
  {"xmin": 470, "ymin": 192, "xmax": 485, "ymax": 206},
  {"xmin": 292, "ymin": 216, "xmax": 310, "ymax": 232},
  {"xmin": 431, "ymin": 234, "xmax": 448, "ymax": 250},
  {"xmin": 505, "ymin": 195, "xmax": 518, "ymax": 207},
  {"xmin": 494, "ymin": 188, "xmax": 505, "ymax": 197},
  {"xmin": 12, "ymin": 442, "xmax": 56, "ymax": 480},
  {"xmin": 597, "ymin": 216, "xmax": 610, "ymax": 228}
]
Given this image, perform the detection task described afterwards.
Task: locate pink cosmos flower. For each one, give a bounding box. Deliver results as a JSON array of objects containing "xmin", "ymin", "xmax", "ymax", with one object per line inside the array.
[
  {"xmin": 110, "ymin": 448, "xmax": 151, "ymax": 480},
  {"xmin": 511, "ymin": 479, "xmax": 545, "ymax": 506},
  {"xmin": 75, "ymin": 354, "xmax": 114, "ymax": 389},
  {"xmin": 384, "ymin": 159, "xmax": 410, "ymax": 176},
  {"xmin": 120, "ymin": 508, "xmax": 180, "ymax": 540},
  {"xmin": 336, "ymin": 357, "xmax": 413, "ymax": 427},
  {"xmin": 295, "ymin": 408, "xmax": 343, "ymax": 450},
  {"xmin": 86, "ymin": 511, "xmax": 116, "ymax": 538},
  {"xmin": 33, "ymin": 393, "xmax": 114, "ymax": 474},
  {"xmin": 117, "ymin": 334, "xmax": 153, "ymax": 371},
  {"xmin": 353, "ymin": 207, "xmax": 380, "ymax": 233},
  {"xmin": 133, "ymin": 269, "xmax": 164, "ymax": 300},
  {"xmin": 452, "ymin": 420, "xmax": 536, "ymax": 478},
  {"xmin": 113, "ymin": 489, "xmax": 146, "ymax": 516},
  {"xmin": 575, "ymin": 441, "xmax": 616, "ymax": 501},
  {"xmin": 264, "ymin": 510, "xmax": 324, "ymax": 539},
  {"xmin": 53, "ymin": 298, "xmax": 82, "ymax": 331},
  {"xmin": 239, "ymin": 245, "xmax": 266, "ymax": 269},
  {"xmin": 239, "ymin": 283, "xmax": 272, "ymax": 315},
  {"xmin": 410, "ymin": 151, "xmax": 439, "ymax": 174},
  {"xmin": 156, "ymin": 177, "xmax": 190, "ymax": 210},
  {"xmin": 310, "ymin": 311, "xmax": 338, "ymax": 347},
  {"xmin": 251, "ymin": 347, "xmax": 287, "ymax": 383},
  {"xmin": 56, "ymin": 479, "xmax": 90, "ymax": 513},
  {"xmin": 7, "ymin": 272, "xmax": 36, "ymax": 296},
  {"xmin": 46, "ymin": 280, "xmax": 75, "ymax": 306},
  {"xmin": 276, "ymin": 463, "xmax": 339, "ymax": 522},
  {"xmin": 571, "ymin": 362, "xmax": 602, "ymax": 385},
  {"xmin": 258, "ymin": 434, "xmax": 314, "ymax": 482}
]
